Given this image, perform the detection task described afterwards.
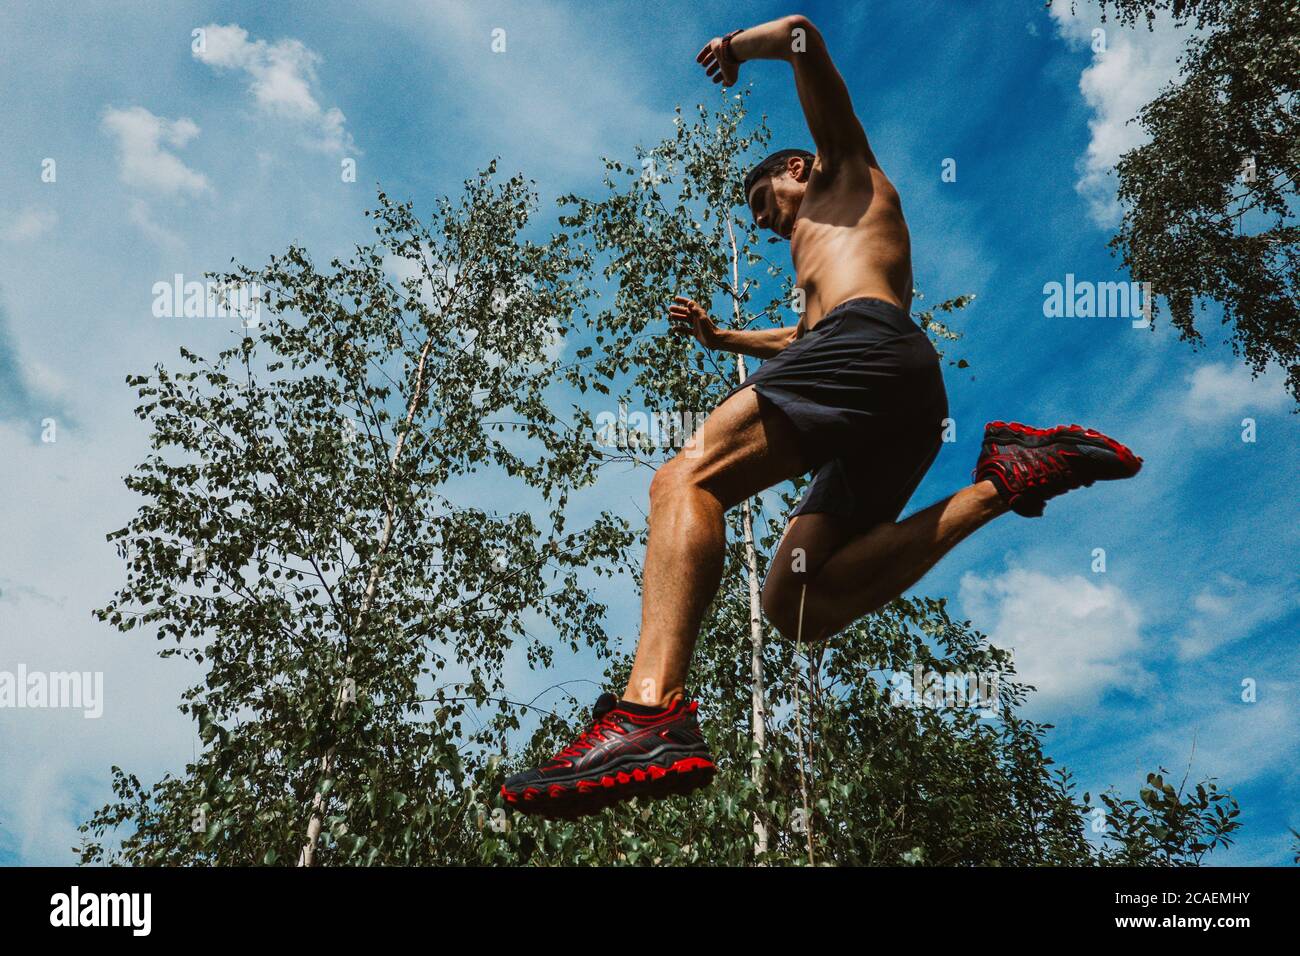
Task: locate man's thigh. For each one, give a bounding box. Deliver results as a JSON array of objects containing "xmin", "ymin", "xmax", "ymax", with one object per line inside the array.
[
  {"xmin": 674, "ymin": 385, "xmax": 811, "ymax": 510},
  {"xmin": 765, "ymin": 512, "xmax": 856, "ymax": 597}
]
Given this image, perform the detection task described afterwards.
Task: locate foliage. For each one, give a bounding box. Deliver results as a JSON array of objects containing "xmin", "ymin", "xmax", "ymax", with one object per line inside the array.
[
  {"xmin": 81, "ymin": 166, "xmax": 634, "ymax": 865},
  {"xmin": 1077, "ymin": 0, "xmax": 1300, "ymax": 400},
  {"xmin": 495, "ymin": 95, "xmax": 1234, "ymax": 866},
  {"xmin": 1085, "ymin": 771, "xmax": 1241, "ymax": 866},
  {"xmin": 83, "ymin": 95, "xmax": 1241, "ymax": 867}
]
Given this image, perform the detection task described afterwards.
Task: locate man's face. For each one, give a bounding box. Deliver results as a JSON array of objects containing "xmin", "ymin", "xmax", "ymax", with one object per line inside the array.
[{"xmin": 747, "ymin": 157, "xmax": 809, "ymax": 240}]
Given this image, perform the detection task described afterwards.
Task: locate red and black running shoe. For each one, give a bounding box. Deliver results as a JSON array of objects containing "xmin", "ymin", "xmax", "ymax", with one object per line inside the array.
[
  {"xmin": 501, "ymin": 693, "xmax": 716, "ymax": 818},
  {"xmin": 974, "ymin": 421, "xmax": 1143, "ymax": 517}
]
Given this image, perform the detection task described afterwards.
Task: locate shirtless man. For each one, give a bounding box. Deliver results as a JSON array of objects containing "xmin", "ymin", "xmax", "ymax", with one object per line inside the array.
[{"xmin": 502, "ymin": 15, "xmax": 1142, "ymax": 817}]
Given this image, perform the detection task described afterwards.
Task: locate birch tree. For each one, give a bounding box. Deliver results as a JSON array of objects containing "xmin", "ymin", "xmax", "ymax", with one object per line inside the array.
[
  {"xmin": 482, "ymin": 96, "xmax": 1239, "ymax": 867},
  {"xmin": 81, "ymin": 102, "xmax": 1243, "ymax": 869},
  {"xmin": 555, "ymin": 97, "xmax": 786, "ymax": 854},
  {"xmin": 81, "ymin": 166, "xmax": 634, "ymax": 865},
  {"xmin": 1084, "ymin": 0, "xmax": 1300, "ymax": 400}
]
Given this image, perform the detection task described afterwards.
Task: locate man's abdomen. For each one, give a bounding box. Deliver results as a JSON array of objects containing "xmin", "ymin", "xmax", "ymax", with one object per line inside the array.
[{"xmin": 793, "ymin": 212, "xmax": 913, "ymax": 329}]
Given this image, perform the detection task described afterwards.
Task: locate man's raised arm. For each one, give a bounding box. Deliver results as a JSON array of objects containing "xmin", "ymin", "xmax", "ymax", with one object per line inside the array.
[{"xmin": 697, "ymin": 15, "xmax": 872, "ymax": 167}]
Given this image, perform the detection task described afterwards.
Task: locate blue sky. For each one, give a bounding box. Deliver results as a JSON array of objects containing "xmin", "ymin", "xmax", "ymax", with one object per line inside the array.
[{"xmin": 0, "ymin": 0, "xmax": 1295, "ymax": 866}]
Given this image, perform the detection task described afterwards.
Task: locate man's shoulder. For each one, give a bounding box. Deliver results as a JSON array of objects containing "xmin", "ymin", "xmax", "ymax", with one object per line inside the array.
[{"xmin": 810, "ymin": 151, "xmax": 893, "ymax": 196}]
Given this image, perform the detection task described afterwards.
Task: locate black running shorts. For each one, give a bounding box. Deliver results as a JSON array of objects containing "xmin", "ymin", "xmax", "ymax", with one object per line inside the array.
[{"xmin": 725, "ymin": 296, "xmax": 949, "ymax": 532}]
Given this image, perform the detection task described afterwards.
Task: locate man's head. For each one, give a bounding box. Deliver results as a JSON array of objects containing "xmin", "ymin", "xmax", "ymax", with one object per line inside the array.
[{"xmin": 744, "ymin": 148, "xmax": 814, "ymax": 240}]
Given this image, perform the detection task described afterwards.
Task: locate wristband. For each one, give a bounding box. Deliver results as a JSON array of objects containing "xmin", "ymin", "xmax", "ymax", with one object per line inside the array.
[{"xmin": 720, "ymin": 29, "xmax": 744, "ymax": 65}]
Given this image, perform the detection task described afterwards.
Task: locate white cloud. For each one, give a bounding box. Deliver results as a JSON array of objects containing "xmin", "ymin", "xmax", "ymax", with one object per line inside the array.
[
  {"xmin": 1136, "ymin": 691, "xmax": 1299, "ymax": 790},
  {"xmin": 1182, "ymin": 362, "xmax": 1290, "ymax": 422},
  {"xmin": 193, "ymin": 23, "xmax": 355, "ymax": 154},
  {"xmin": 959, "ymin": 567, "xmax": 1150, "ymax": 711},
  {"xmin": 1176, "ymin": 572, "xmax": 1298, "ymax": 660},
  {"xmin": 1, "ymin": 207, "xmax": 57, "ymax": 243},
  {"xmin": 1049, "ymin": 0, "xmax": 1193, "ymax": 226},
  {"xmin": 100, "ymin": 106, "xmax": 211, "ymax": 197},
  {"xmin": 0, "ymin": 418, "xmax": 199, "ymax": 865},
  {"xmin": 126, "ymin": 198, "xmax": 184, "ymax": 250}
]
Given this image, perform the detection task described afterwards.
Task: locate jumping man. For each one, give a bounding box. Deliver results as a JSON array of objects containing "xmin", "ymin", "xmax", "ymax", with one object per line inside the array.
[{"xmin": 502, "ymin": 14, "xmax": 1142, "ymax": 817}]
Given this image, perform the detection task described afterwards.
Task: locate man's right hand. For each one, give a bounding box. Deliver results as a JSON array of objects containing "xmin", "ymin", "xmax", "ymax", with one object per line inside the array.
[
  {"xmin": 696, "ymin": 35, "xmax": 741, "ymax": 87},
  {"xmin": 667, "ymin": 296, "xmax": 724, "ymax": 349}
]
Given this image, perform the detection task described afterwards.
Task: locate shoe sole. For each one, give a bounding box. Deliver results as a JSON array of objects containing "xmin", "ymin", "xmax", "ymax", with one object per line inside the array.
[
  {"xmin": 983, "ymin": 421, "xmax": 1143, "ymax": 478},
  {"xmin": 502, "ymin": 755, "xmax": 716, "ymax": 819}
]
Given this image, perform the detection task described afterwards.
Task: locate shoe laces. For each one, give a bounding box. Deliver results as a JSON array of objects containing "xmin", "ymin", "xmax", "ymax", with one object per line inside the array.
[
  {"xmin": 555, "ymin": 715, "xmax": 623, "ymax": 759},
  {"xmin": 1021, "ymin": 449, "xmax": 1084, "ymax": 495}
]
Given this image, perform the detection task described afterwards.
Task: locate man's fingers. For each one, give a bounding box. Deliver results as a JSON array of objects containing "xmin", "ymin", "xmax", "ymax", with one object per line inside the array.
[
  {"xmin": 695, "ymin": 42, "xmax": 714, "ymax": 64},
  {"xmin": 672, "ymin": 295, "xmax": 695, "ymax": 307},
  {"xmin": 667, "ymin": 305, "xmax": 704, "ymax": 342}
]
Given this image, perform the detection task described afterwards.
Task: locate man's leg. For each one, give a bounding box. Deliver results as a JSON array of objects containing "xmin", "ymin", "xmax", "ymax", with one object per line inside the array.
[
  {"xmin": 501, "ymin": 384, "xmax": 811, "ymax": 816},
  {"xmin": 764, "ymin": 418, "xmax": 1145, "ymax": 642},
  {"xmin": 624, "ymin": 385, "xmax": 810, "ymax": 708},
  {"xmin": 763, "ymin": 480, "xmax": 1009, "ymax": 643}
]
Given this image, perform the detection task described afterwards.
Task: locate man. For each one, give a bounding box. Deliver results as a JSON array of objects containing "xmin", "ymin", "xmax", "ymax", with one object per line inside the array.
[{"xmin": 502, "ymin": 14, "xmax": 1141, "ymax": 817}]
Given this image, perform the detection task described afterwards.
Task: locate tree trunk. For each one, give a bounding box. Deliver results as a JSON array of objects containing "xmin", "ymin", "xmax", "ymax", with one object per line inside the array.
[
  {"xmin": 298, "ymin": 334, "xmax": 437, "ymax": 866},
  {"xmin": 725, "ymin": 219, "xmax": 768, "ymax": 860},
  {"xmin": 739, "ymin": 428, "xmax": 769, "ymax": 859}
]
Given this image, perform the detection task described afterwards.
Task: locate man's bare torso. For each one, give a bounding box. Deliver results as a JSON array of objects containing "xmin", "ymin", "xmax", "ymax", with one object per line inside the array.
[{"xmin": 792, "ymin": 157, "xmax": 912, "ymax": 335}]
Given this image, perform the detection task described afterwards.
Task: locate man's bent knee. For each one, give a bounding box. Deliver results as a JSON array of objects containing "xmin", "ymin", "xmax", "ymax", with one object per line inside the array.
[
  {"xmin": 649, "ymin": 453, "xmax": 727, "ymax": 509},
  {"xmin": 762, "ymin": 577, "xmax": 820, "ymax": 643},
  {"xmin": 649, "ymin": 456, "xmax": 689, "ymax": 505}
]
